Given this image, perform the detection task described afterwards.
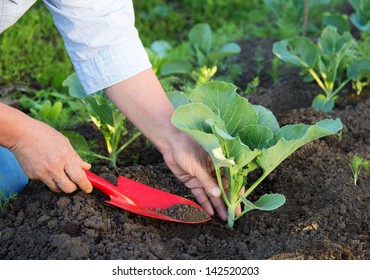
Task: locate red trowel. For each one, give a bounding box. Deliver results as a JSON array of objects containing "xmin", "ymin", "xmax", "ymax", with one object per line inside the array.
[{"xmin": 85, "ymin": 170, "xmax": 211, "ymax": 224}]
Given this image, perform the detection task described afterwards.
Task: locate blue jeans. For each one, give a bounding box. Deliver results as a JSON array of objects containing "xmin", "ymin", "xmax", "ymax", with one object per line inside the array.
[{"xmin": 0, "ymin": 147, "xmax": 28, "ymax": 200}]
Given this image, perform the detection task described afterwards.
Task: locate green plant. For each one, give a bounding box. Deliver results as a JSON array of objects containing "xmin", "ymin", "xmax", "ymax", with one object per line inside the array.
[
  {"xmin": 18, "ymin": 89, "xmax": 88, "ymax": 130},
  {"xmin": 273, "ymin": 26, "xmax": 370, "ymax": 112},
  {"xmin": 157, "ymin": 23, "xmax": 240, "ymax": 85},
  {"xmin": 0, "ymin": 4, "xmax": 73, "ymax": 90},
  {"xmin": 187, "ymin": 23, "xmax": 241, "ymax": 68},
  {"xmin": 351, "ymin": 32, "xmax": 370, "ymax": 94},
  {"xmin": 269, "ymin": 57, "xmax": 281, "ymax": 83},
  {"xmin": 172, "ymin": 81, "xmax": 343, "ymax": 228},
  {"xmin": 263, "ymin": 0, "xmax": 339, "ymax": 38},
  {"xmin": 62, "ymin": 74, "xmax": 141, "ymax": 167},
  {"xmin": 264, "ymin": 0, "xmax": 305, "ymax": 37},
  {"xmin": 0, "ymin": 190, "xmax": 18, "ymax": 209},
  {"xmin": 350, "ymin": 59, "xmax": 370, "ymax": 95},
  {"xmin": 61, "ymin": 131, "xmax": 111, "ymax": 164},
  {"xmin": 349, "ymin": 155, "xmax": 370, "ymax": 186},
  {"xmin": 245, "ymin": 76, "xmax": 260, "ymax": 95},
  {"xmin": 349, "ymin": 0, "xmax": 370, "ymax": 31}
]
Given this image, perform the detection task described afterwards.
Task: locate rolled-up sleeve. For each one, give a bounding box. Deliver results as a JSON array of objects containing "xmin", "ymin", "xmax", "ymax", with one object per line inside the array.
[{"xmin": 43, "ymin": 0, "xmax": 151, "ymax": 94}]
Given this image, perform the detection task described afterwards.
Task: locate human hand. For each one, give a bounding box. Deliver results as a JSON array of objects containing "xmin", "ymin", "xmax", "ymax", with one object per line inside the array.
[
  {"xmin": 162, "ymin": 134, "xmax": 228, "ymax": 221},
  {"xmin": 10, "ymin": 118, "xmax": 92, "ymax": 194}
]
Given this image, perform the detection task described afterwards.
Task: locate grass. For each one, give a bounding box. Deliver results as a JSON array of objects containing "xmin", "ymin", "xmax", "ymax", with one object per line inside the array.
[{"xmin": 0, "ymin": 3, "xmax": 73, "ymax": 91}]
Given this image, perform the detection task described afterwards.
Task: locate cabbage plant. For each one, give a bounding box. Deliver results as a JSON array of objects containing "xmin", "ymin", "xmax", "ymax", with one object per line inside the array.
[
  {"xmin": 172, "ymin": 81, "xmax": 343, "ymax": 228},
  {"xmin": 349, "ymin": 0, "xmax": 370, "ymax": 31},
  {"xmin": 273, "ymin": 26, "xmax": 370, "ymax": 112},
  {"xmin": 63, "ymin": 73, "xmax": 141, "ymax": 167}
]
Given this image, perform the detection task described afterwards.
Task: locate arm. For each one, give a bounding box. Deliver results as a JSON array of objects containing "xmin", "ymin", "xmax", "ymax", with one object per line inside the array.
[
  {"xmin": 0, "ymin": 102, "xmax": 92, "ymax": 194},
  {"xmin": 105, "ymin": 68, "xmax": 227, "ymax": 220},
  {"xmin": 44, "ymin": 0, "xmax": 227, "ymax": 219}
]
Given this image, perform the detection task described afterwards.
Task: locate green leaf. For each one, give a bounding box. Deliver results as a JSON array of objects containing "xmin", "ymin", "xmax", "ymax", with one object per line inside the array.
[
  {"xmin": 253, "ymin": 105, "xmax": 280, "ymax": 134},
  {"xmin": 347, "ymin": 59, "xmax": 370, "ymax": 80},
  {"xmin": 207, "ymin": 120, "xmax": 260, "ymax": 168},
  {"xmin": 273, "ymin": 37, "xmax": 319, "ymax": 69},
  {"xmin": 317, "ymin": 26, "xmax": 355, "ymax": 56},
  {"xmin": 219, "ymin": 42, "xmax": 241, "ymax": 54},
  {"xmin": 171, "ymin": 103, "xmax": 234, "ymax": 167},
  {"xmin": 312, "ymin": 94, "xmax": 335, "ymax": 112},
  {"xmin": 161, "ymin": 58, "xmax": 193, "ymax": 76},
  {"xmin": 323, "ymin": 14, "xmax": 350, "ymax": 32},
  {"xmin": 150, "ymin": 40, "xmax": 172, "ymax": 57},
  {"xmin": 350, "ymin": 14, "xmax": 370, "ymax": 31},
  {"xmin": 166, "ymin": 91, "xmax": 189, "ymax": 109},
  {"xmin": 62, "ymin": 73, "xmax": 87, "ymax": 99},
  {"xmin": 349, "ymin": 0, "xmax": 370, "ymax": 31},
  {"xmin": 189, "ymin": 23, "xmax": 212, "ymax": 55},
  {"xmin": 239, "ymin": 125, "xmax": 274, "ymax": 150},
  {"xmin": 50, "ymin": 101, "xmax": 63, "ymax": 122},
  {"xmin": 190, "ymin": 81, "xmax": 258, "ymax": 136},
  {"xmin": 240, "ymin": 194, "xmax": 286, "ymax": 211},
  {"xmin": 85, "ymin": 95, "xmax": 115, "ymax": 127},
  {"xmin": 257, "ymin": 118, "xmax": 343, "ymax": 172},
  {"xmin": 62, "ymin": 131, "xmax": 90, "ymax": 155}
]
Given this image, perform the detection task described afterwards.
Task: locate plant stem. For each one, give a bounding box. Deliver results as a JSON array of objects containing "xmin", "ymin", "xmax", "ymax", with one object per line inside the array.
[
  {"xmin": 227, "ymin": 203, "xmax": 238, "ymax": 228},
  {"xmin": 213, "ymin": 165, "xmax": 231, "ymax": 208},
  {"xmin": 302, "ymin": 0, "xmax": 310, "ymax": 36},
  {"xmin": 115, "ymin": 130, "xmax": 141, "ymax": 155},
  {"xmin": 330, "ymin": 78, "xmax": 351, "ymax": 99},
  {"xmin": 308, "ymin": 68, "xmax": 330, "ymax": 96},
  {"xmin": 241, "ymin": 171, "xmax": 270, "ymax": 203}
]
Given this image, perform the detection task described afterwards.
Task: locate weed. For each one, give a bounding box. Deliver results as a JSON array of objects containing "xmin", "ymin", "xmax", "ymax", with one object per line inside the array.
[{"xmin": 0, "ymin": 190, "xmax": 18, "ymax": 209}]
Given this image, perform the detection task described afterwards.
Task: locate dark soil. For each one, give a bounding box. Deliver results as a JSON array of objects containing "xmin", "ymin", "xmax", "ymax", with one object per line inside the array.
[{"xmin": 0, "ymin": 38, "xmax": 369, "ymax": 260}]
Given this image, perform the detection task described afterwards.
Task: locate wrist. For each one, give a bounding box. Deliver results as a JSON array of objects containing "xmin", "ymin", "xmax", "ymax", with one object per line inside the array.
[{"xmin": 0, "ymin": 103, "xmax": 35, "ymax": 150}]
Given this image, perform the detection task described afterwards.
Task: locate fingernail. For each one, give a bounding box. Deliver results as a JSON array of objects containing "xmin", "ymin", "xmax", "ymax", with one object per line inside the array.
[{"xmin": 210, "ymin": 187, "xmax": 221, "ymax": 197}]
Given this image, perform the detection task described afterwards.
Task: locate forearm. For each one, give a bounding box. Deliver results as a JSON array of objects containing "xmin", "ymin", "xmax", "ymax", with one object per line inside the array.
[
  {"xmin": 105, "ymin": 68, "xmax": 181, "ymax": 154},
  {"xmin": 0, "ymin": 103, "xmax": 34, "ymax": 149}
]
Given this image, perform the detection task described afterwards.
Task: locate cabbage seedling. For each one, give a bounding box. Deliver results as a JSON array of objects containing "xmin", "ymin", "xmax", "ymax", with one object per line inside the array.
[
  {"xmin": 349, "ymin": 155, "xmax": 370, "ymax": 186},
  {"xmin": 349, "ymin": 0, "xmax": 370, "ymax": 31},
  {"xmin": 172, "ymin": 81, "xmax": 343, "ymax": 228},
  {"xmin": 63, "ymin": 74, "xmax": 141, "ymax": 167},
  {"xmin": 273, "ymin": 26, "xmax": 370, "ymax": 112}
]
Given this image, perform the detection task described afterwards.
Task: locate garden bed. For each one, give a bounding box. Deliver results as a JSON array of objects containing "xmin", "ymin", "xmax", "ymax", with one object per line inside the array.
[{"xmin": 0, "ymin": 38, "xmax": 369, "ymax": 260}]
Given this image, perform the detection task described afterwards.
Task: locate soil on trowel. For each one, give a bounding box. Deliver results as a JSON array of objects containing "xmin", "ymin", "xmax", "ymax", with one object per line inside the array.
[{"xmin": 161, "ymin": 204, "xmax": 211, "ymax": 223}]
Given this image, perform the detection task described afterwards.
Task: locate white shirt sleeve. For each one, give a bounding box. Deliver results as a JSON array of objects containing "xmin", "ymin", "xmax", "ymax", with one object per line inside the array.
[{"xmin": 43, "ymin": 0, "xmax": 152, "ymax": 94}]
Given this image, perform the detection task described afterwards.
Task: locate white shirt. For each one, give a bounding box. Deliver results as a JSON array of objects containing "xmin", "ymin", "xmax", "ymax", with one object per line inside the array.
[{"xmin": 0, "ymin": 0, "xmax": 151, "ymax": 93}]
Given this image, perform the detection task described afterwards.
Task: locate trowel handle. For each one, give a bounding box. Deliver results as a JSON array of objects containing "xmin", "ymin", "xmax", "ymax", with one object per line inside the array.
[
  {"xmin": 84, "ymin": 170, "xmax": 116, "ymax": 195},
  {"xmin": 84, "ymin": 170, "xmax": 139, "ymax": 207}
]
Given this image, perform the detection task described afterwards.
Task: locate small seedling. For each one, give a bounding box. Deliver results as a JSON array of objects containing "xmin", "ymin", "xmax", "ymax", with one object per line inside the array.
[
  {"xmin": 0, "ymin": 191, "xmax": 18, "ymax": 209},
  {"xmin": 349, "ymin": 155, "xmax": 370, "ymax": 186},
  {"xmin": 63, "ymin": 74, "xmax": 141, "ymax": 167}
]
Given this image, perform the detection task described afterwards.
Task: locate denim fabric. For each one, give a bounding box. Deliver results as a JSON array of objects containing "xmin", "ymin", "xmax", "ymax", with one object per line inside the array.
[
  {"xmin": 1, "ymin": 0, "xmax": 151, "ymax": 94},
  {"xmin": 0, "ymin": 147, "xmax": 28, "ymax": 199}
]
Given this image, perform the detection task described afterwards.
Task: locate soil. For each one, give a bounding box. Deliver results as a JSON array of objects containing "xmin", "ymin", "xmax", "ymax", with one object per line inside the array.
[{"xmin": 0, "ymin": 38, "xmax": 369, "ymax": 260}]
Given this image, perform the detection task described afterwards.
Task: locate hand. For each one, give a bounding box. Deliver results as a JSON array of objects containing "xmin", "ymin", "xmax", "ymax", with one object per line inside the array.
[
  {"xmin": 162, "ymin": 134, "xmax": 228, "ymax": 221},
  {"xmin": 106, "ymin": 68, "xmax": 230, "ymax": 220},
  {"xmin": 10, "ymin": 118, "xmax": 92, "ymax": 194}
]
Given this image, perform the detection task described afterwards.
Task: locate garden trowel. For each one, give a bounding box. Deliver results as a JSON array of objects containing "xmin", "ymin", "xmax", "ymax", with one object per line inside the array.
[{"xmin": 84, "ymin": 170, "xmax": 211, "ymax": 224}]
